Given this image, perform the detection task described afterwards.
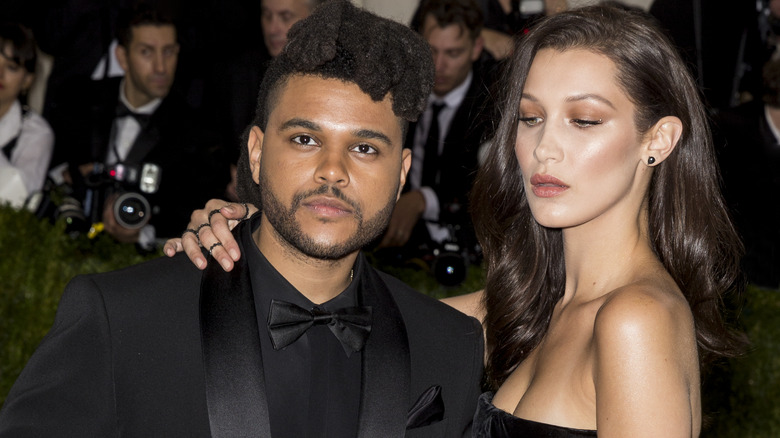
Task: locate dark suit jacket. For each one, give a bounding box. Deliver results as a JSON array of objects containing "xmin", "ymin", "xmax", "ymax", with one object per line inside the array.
[
  {"xmin": 0, "ymin": 221, "xmax": 484, "ymax": 437},
  {"xmin": 713, "ymin": 101, "xmax": 780, "ymax": 288},
  {"xmin": 404, "ymin": 71, "xmax": 493, "ymax": 230},
  {"xmin": 62, "ymin": 77, "xmax": 229, "ymax": 239}
]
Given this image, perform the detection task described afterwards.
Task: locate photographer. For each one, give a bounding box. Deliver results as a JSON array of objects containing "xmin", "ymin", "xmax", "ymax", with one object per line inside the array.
[{"xmin": 53, "ymin": 3, "xmax": 227, "ymax": 248}]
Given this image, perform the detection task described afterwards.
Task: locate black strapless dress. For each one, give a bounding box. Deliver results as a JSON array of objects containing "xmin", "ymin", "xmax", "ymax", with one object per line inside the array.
[{"xmin": 473, "ymin": 392, "xmax": 598, "ymax": 437}]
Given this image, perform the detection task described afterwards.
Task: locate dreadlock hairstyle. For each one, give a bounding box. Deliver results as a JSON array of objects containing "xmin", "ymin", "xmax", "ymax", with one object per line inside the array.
[
  {"xmin": 237, "ymin": 0, "xmax": 434, "ymax": 207},
  {"xmin": 470, "ymin": 5, "xmax": 745, "ymax": 390}
]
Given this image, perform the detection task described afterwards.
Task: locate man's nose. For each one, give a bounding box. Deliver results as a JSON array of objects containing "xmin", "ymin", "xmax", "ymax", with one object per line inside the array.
[{"xmin": 314, "ymin": 148, "xmax": 350, "ymax": 186}]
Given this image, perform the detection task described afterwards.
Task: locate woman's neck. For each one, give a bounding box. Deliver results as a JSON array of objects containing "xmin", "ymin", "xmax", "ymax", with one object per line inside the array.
[{"xmin": 559, "ymin": 207, "xmax": 656, "ymax": 304}]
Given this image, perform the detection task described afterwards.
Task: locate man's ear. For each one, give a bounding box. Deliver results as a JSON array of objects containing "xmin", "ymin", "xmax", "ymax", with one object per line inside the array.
[
  {"xmin": 247, "ymin": 126, "xmax": 265, "ymax": 184},
  {"xmin": 115, "ymin": 44, "xmax": 129, "ymax": 73},
  {"xmin": 397, "ymin": 148, "xmax": 412, "ymax": 200},
  {"xmin": 643, "ymin": 116, "xmax": 682, "ymax": 166},
  {"xmin": 471, "ymin": 35, "xmax": 484, "ymax": 61}
]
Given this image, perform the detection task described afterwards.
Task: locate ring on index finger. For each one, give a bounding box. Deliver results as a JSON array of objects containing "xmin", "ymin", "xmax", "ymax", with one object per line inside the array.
[{"xmin": 241, "ymin": 203, "xmax": 250, "ymax": 220}]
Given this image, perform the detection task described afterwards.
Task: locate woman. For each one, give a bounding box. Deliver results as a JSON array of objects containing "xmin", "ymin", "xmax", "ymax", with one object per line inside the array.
[
  {"xmin": 456, "ymin": 5, "xmax": 743, "ymax": 436},
  {"xmin": 166, "ymin": 5, "xmax": 743, "ymax": 436},
  {"xmin": 0, "ymin": 23, "xmax": 53, "ymax": 200}
]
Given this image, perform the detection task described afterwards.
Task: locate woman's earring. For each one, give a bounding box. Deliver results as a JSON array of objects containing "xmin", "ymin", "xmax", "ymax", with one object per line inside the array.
[{"xmin": 648, "ymin": 156, "xmax": 656, "ymax": 165}]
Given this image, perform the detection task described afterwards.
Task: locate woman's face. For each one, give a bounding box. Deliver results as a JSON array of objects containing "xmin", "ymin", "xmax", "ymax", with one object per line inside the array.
[
  {"xmin": 0, "ymin": 42, "xmax": 33, "ymax": 108},
  {"xmin": 514, "ymin": 48, "xmax": 647, "ymax": 230}
]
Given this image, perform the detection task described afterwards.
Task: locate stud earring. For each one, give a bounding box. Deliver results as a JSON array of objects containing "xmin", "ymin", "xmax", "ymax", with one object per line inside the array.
[{"xmin": 648, "ymin": 156, "xmax": 656, "ymax": 165}]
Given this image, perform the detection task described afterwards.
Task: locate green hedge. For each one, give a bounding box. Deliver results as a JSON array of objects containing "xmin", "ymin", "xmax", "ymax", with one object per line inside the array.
[{"xmin": 0, "ymin": 205, "xmax": 778, "ymax": 436}]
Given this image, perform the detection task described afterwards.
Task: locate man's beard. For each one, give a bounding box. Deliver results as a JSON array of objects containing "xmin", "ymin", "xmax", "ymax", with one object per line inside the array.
[{"xmin": 258, "ymin": 167, "xmax": 397, "ymax": 260}]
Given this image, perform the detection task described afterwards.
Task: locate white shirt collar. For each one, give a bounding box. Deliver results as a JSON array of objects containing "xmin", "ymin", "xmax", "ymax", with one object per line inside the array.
[
  {"xmin": 429, "ymin": 70, "xmax": 473, "ymax": 110},
  {"xmin": 118, "ymin": 78, "xmax": 163, "ymax": 115},
  {"xmin": 0, "ymin": 100, "xmax": 23, "ymax": 147}
]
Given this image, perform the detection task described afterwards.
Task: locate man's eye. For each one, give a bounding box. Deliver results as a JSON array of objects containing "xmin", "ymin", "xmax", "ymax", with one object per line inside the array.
[
  {"xmin": 292, "ymin": 135, "xmax": 317, "ymax": 146},
  {"xmin": 518, "ymin": 116, "xmax": 542, "ymax": 127},
  {"xmin": 352, "ymin": 144, "xmax": 377, "ymax": 155}
]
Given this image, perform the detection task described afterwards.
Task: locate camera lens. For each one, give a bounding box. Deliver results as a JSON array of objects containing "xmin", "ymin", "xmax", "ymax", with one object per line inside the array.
[
  {"xmin": 432, "ymin": 252, "xmax": 467, "ymax": 287},
  {"xmin": 113, "ymin": 192, "xmax": 151, "ymax": 229},
  {"xmin": 55, "ymin": 196, "xmax": 90, "ymax": 236}
]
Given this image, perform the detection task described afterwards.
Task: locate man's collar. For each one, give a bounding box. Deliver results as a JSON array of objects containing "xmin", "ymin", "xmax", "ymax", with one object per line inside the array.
[
  {"xmin": 430, "ymin": 70, "xmax": 473, "ymax": 109},
  {"xmin": 118, "ymin": 78, "xmax": 163, "ymax": 115},
  {"xmin": 242, "ymin": 214, "xmax": 362, "ymax": 311}
]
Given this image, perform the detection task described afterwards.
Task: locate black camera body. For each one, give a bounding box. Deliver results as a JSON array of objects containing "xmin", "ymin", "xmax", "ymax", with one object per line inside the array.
[{"xmin": 85, "ymin": 162, "xmax": 162, "ymax": 229}]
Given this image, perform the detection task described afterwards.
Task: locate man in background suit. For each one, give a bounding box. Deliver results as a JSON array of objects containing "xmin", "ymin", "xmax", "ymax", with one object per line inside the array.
[
  {"xmin": 380, "ymin": 0, "xmax": 494, "ymax": 256},
  {"xmin": 59, "ymin": 4, "xmax": 227, "ymax": 248},
  {"xmin": 0, "ymin": 2, "xmax": 483, "ymax": 437}
]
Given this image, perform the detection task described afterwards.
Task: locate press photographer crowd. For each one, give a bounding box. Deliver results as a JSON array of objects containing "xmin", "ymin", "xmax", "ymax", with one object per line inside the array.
[{"xmin": 2, "ymin": 0, "xmax": 779, "ymax": 290}]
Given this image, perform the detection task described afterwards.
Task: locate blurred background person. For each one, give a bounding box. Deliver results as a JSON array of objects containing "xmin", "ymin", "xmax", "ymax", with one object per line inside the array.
[
  {"xmin": 411, "ymin": 0, "xmax": 567, "ymax": 61},
  {"xmin": 713, "ymin": 57, "xmax": 780, "ymax": 289},
  {"xmin": 57, "ymin": 3, "xmax": 228, "ymax": 249},
  {"xmin": 205, "ymin": 0, "xmax": 326, "ymax": 201},
  {"xmin": 0, "ymin": 22, "xmax": 53, "ymax": 206},
  {"xmin": 378, "ymin": 0, "xmax": 496, "ymax": 273}
]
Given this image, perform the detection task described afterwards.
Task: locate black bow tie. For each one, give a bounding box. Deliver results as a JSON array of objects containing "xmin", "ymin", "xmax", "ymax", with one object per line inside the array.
[
  {"xmin": 267, "ymin": 299, "xmax": 372, "ymax": 354},
  {"xmin": 116, "ymin": 102, "xmax": 151, "ymax": 126}
]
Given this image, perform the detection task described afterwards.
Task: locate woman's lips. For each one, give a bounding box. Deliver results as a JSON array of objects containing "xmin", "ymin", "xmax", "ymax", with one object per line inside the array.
[{"xmin": 530, "ymin": 174, "xmax": 569, "ymax": 198}]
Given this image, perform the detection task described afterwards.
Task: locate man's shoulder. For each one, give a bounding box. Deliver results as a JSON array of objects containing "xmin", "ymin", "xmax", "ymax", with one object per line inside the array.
[
  {"xmin": 72, "ymin": 253, "xmax": 202, "ymax": 299},
  {"xmin": 370, "ymin": 268, "xmax": 480, "ymax": 331}
]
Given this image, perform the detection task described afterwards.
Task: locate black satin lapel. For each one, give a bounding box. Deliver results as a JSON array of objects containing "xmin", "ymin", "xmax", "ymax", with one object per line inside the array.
[
  {"xmin": 124, "ymin": 124, "xmax": 160, "ymax": 164},
  {"xmin": 200, "ymin": 225, "xmax": 271, "ymax": 437},
  {"xmin": 357, "ymin": 266, "xmax": 411, "ymax": 438}
]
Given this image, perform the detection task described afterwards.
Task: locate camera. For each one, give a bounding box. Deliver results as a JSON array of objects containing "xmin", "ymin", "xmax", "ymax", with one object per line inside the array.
[{"xmin": 85, "ymin": 162, "xmax": 161, "ymax": 229}]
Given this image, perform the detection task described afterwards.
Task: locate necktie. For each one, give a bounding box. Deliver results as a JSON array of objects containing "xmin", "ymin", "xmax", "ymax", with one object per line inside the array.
[
  {"xmin": 116, "ymin": 101, "xmax": 151, "ymax": 127},
  {"xmin": 421, "ymin": 102, "xmax": 445, "ymax": 187},
  {"xmin": 267, "ymin": 299, "xmax": 372, "ymax": 353}
]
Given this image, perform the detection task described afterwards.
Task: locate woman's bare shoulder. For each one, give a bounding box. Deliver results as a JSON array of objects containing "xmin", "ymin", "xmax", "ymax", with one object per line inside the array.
[
  {"xmin": 441, "ymin": 290, "xmax": 485, "ymax": 322},
  {"xmin": 593, "ymin": 278, "xmax": 696, "ymax": 363}
]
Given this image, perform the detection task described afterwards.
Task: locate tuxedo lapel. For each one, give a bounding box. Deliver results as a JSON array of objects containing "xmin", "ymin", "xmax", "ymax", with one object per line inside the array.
[
  {"xmin": 200, "ymin": 226, "xmax": 271, "ymax": 437},
  {"xmin": 124, "ymin": 120, "xmax": 161, "ymax": 164},
  {"xmin": 357, "ymin": 264, "xmax": 411, "ymax": 438}
]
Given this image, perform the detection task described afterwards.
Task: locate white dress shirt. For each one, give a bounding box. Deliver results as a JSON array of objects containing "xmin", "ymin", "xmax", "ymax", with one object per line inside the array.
[
  {"xmin": 0, "ymin": 100, "xmax": 54, "ymax": 195},
  {"xmin": 107, "ymin": 80, "xmax": 162, "ymax": 165},
  {"xmin": 410, "ymin": 71, "xmax": 473, "ymax": 242}
]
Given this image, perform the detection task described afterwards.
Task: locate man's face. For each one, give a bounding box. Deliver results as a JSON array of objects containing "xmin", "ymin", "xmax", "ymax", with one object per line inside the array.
[
  {"xmin": 261, "ymin": 0, "xmax": 312, "ymax": 57},
  {"xmin": 421, "ymin": 14, "xmax": 482, "ymax": 97},
  {"xmin": 247, "ymin": 75, "xmax": 411, "ymax": 260},
  {"xmin": 116, "ymin": 24, "xmax": 179, "ymax": 107}
]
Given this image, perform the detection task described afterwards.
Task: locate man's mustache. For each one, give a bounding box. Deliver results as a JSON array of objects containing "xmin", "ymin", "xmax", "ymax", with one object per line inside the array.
[{"xmin": 291, "ymin": 185, "xmax": 363, "ymax": 221}]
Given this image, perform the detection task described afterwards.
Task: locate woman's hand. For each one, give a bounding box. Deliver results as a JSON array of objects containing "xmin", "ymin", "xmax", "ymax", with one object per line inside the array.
[{"xmin": 163, "ymin": 199, "xmax": 257, "ymax": 271}]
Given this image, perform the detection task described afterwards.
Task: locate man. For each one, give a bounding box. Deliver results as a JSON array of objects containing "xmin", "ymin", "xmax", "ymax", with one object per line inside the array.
[
  {"xmin": 380, "ymin": 0, "xmax": 494, "ymax": 257},
  {"xmin": 209, "ymin": 0, "xmax": 325, "ymax": 200},
  {"xmin": 60, "ymin": 4, "xmax": 227, "ymax": 247},
  {"xmin": 0, "ymin": 2, "xmax": 483, "ymax": 437}
]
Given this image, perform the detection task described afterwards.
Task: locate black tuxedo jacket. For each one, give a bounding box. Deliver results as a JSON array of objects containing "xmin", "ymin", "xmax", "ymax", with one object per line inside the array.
[
  {"xmin": 404, "ymin": 71, "xmax": 493, "ymax": 229},
  {"xmin": 62, "ymin": 77, "xmax": 229, "ymax": 238},
  {"xmin": 0, "ymin": 222, "xmax": 484, "ymax": 437}
]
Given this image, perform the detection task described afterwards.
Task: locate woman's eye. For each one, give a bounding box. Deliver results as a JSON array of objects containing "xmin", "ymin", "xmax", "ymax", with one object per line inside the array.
[
  {"xmin": 352, "ymin": 143, "xmax": 377, "ymax": 155},
  {"xmin": 518, "ymin": 116, "xmax": 543, "ymax": 127},
  {"xmin": 292, "ymin": 135, "xmax": 317, "ymax": 146},
  {"xmin": 571, "ymin": 118, "xmax": 603, "ymax": 128}
]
